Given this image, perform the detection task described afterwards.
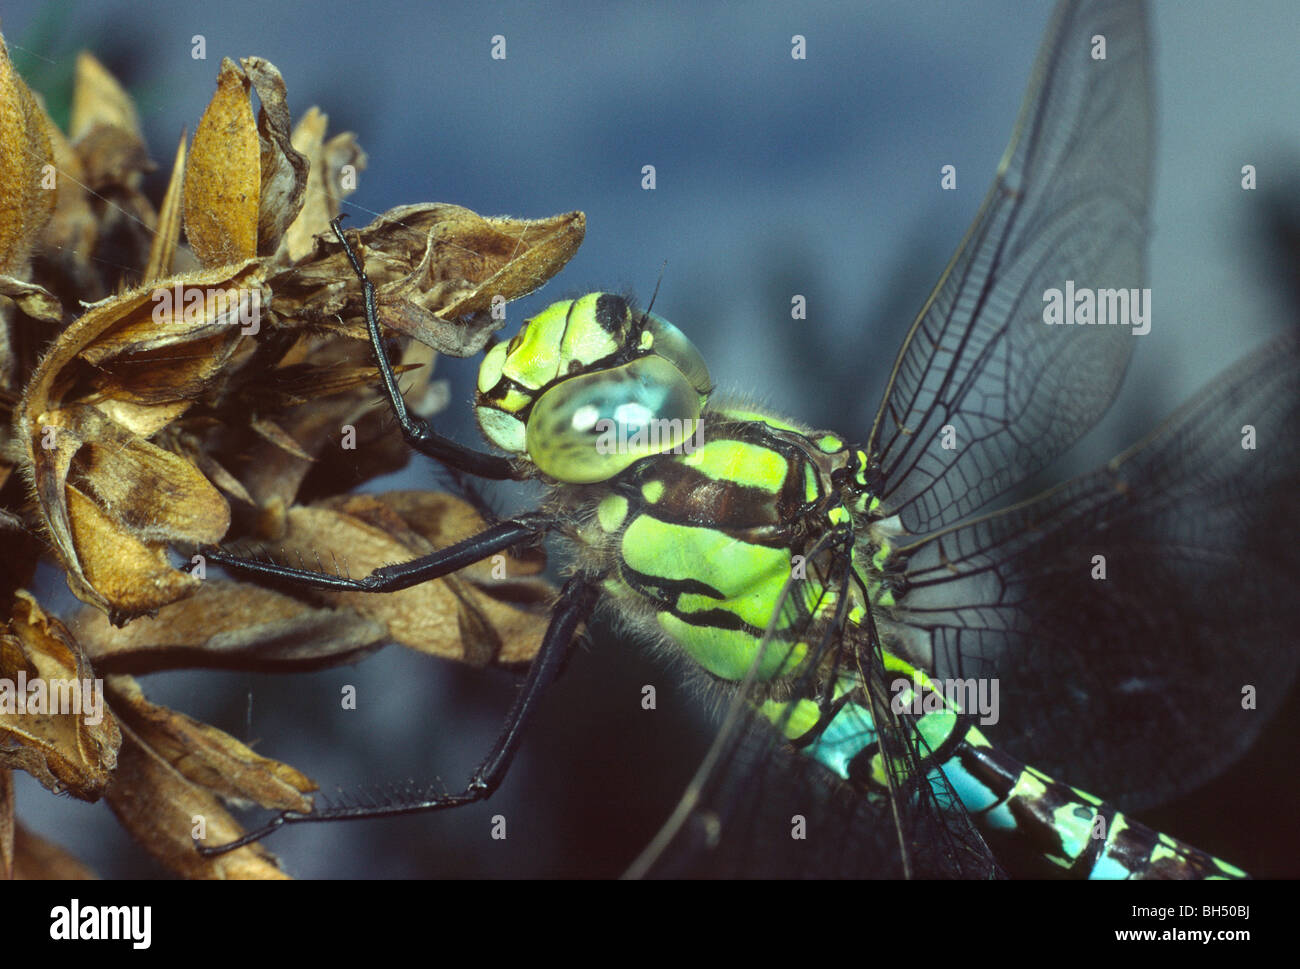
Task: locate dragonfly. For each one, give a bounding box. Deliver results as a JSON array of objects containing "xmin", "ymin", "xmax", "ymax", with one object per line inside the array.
[{"xmin": 193, "ymin": 0, "xmax": 1299, "ymax": 878}]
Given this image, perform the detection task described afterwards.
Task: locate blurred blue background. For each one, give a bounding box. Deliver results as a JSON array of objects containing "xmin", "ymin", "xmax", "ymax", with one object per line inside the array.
[{"xmin": 5, "ymin": 0, "xmax": 1297, "ymax": 878}]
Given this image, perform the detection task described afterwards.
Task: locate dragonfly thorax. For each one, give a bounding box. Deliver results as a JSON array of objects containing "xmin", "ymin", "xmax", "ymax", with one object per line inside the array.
[
  {"xmin": 474, "ymin": 293, "xmax": 712, "ymax": 483},
  {"xmin": 564, "ymin": 404, "xmax": 886, "ymax": 692}
]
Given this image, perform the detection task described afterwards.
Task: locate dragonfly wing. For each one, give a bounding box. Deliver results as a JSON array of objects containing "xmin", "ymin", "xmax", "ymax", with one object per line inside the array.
[
  {"xmin": 630, "ymin": 550, "xmax": 1004, "ymax": 879},
  {"xmin": 867, "ymin": 0, "xmax": 1153, "ymax": 535},
  {"xmin": 637, "ymin": 707, "xmax": 1004, "ymax": 879},
  {"xmin": 892, "ymin": 330, "xmax": 1300, "ymax": 806}
]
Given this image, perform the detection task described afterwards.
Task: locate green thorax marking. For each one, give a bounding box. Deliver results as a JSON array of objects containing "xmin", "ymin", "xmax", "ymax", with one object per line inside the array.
[{"xmin": 588, "ymin": 406, "xmax": 885, "ymax": 683}]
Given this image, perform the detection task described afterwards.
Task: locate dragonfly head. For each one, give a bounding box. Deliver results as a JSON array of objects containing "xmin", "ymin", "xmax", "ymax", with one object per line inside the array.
[{"xmin": 475, "ymin": 293, "xmax": 712, "ymax": 483}]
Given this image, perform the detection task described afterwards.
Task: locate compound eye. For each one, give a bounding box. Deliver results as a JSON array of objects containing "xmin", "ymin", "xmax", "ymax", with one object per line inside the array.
[
  {"xmin": 526, "ymin": 356, "xmax": 703, "ymax": 483},
  {"xmin": 642, "ymin": 312, "xmax": 712, "ymax": 397}
]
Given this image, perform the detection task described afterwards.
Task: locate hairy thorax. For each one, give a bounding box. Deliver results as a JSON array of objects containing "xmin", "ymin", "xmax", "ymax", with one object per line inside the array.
[{"xmin": 554, "ymin": 403, "xmax": 889, "ymax": 697}]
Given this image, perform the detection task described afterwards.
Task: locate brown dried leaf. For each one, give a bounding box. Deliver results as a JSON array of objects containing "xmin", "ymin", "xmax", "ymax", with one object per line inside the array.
[
  {"xmin": 322, "ymin": 131, "xmax": 366, "ymax": 202},
  {"xmin": 249, "ymin": 417, "xmax": 314, "ymax": 461},
  {"xmin": 72, "ymin": 580, "xmax": 387, "ymax": 673},
  {"xmin": 367, "ymin": 204, "xmax": 586, "ymax": 318},
  {"xmin": 106, "ymin": 674, "xmax": 314, "ymax": 813},
  {"xmin": 69, "ymin": 51, "xmax": 142, "ymax": 142},
  {"xmin": 143, "ymin": 131, "xmax": 187, "ymax": 283},
  {"xmin": 236, "ymin": 425, "xmax": 330, "ymax": 518},
  {"xmin": 241, "ymin": 57, "xmax": 307, "ymax": 257},
  {"xmin": 269, "ymin": 204, "xmax": 584, "ymax": 357},
  {"xmin": 0, "ymin": 274, "xmax": 61, "ymax": 323},
  {"xmin": 251, "ymin": 494, "xmax": 549, "ymax": 666},
  {"xmin": 0, "ymin": 33, "xmax": 56, "ymax": 276},
  {"xmin": 10, "ymin": 823, "xmax": 97, "ymax": 879},
  {"xmin": 371, "ymin": 205, "xmax": 586, "ymax": 355},
  {"xmin": 64, "ymin": 484, "xmax": 204, "ymax": 617},
  {"xmin": 20, "ymin": 260, "xmax": 264, "ymax": 413},
  {"xmin": 281, "ymin": 107, "xmax": 330, "ymax": 262},
  {"xmin": 393, "ymin": 335, "xmax": 449, "ymax": 417},
  {"xmin": 104, "ymin": 723, "xmax": 288, "ymax": 879},
  {"xmin": 70, "ymin": 415, "xmax": 226, "ymax": 542},
  {"xmin": 234, "ymin": 349, "xmax": 420, "ymax": 517},
  {"xmin": 282, "ymin": 108, "xmax": 366, "ymax": 262},
  {"xmin": 16, "ymin": 264, "xmax": 281, "ymax": 616},
  {"xmin": 377, "ymin": 262, "xmax": 508, "ymax": 356},
  {"xmin": 73, "ymin": 122, "xmax": 153, "ymax": 193},
  {"xmin": 0, "ymin": 591, "xmax": 121, "ymax": 800},
  {"xmin": 69, "ymin": 53, "xmax": 151, "ymax": 190},
  {"xmin": 21, "ymin": 401, "xmax": 227, "ymax": 619},
  {"xmin": 269, "ymin": 501, "xmax": 468, "ymax": 657},
  {"xmin": 262, "ymin": 361, "xmax": 419, "ymax": 409},
  {"xmin": 376, "ymin": 490, "xmax": 544, "ymax": 579},
  {"xmin": 92, "ymin": 398, "xmax": 191, "ymax": 439},
  {"xmin": 36, "ymin": 91, "xmax": 97, "ymax": 273},
  {"xmin": 194, "ymin": 451, "xmax": 255, "ymax": 506},
  {"xmin": 184, "ymin": 59, "xmax": 259, "ymax": 266}
]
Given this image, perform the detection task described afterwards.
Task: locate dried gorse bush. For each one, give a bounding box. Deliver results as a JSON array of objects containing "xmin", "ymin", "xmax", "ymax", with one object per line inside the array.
[{"xmin": 0, "ymin": 36, "xmax": 581, "ymax": 877}]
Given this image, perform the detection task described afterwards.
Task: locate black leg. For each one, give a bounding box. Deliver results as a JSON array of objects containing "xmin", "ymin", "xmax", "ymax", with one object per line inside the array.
[
  {"xmin": 200, "ymin": 512, "xmax": 551, "ymax": 594},
  {"xmin": 196, "ymin": 575, "xmax": 600, "ymax": 856},
  {"xmin": 331, "ymin": 215, "xmax": 526, "ymax": 481}
]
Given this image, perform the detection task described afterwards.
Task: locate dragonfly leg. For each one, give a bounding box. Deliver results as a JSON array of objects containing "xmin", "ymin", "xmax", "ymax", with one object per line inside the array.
[
  {"xmin": 199, "ymin": 512, "xmax": 551, "ymax": 593},
  {"xmin": 195, "ymin": 575, "xmax": 600, "ymax": 857},
  {"xmin": 330, "ymin": 215, "xmax": 526, "ymax": 481}
]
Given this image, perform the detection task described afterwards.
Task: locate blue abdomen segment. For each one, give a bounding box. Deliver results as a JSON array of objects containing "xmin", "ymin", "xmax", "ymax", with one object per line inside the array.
[{"xmin": 761, "ymin": 672, "xmax": 1248, "ymax": 880}]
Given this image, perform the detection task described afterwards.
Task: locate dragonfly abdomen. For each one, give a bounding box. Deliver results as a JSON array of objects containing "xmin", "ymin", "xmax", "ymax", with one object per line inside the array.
[
  {"xmin": 768, "ymin": 663, "xmax": 1250, "ymax": 879},
  {"xmin": 948, "ymin": 734, "xmax": 1248, "ymax": 880}
]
